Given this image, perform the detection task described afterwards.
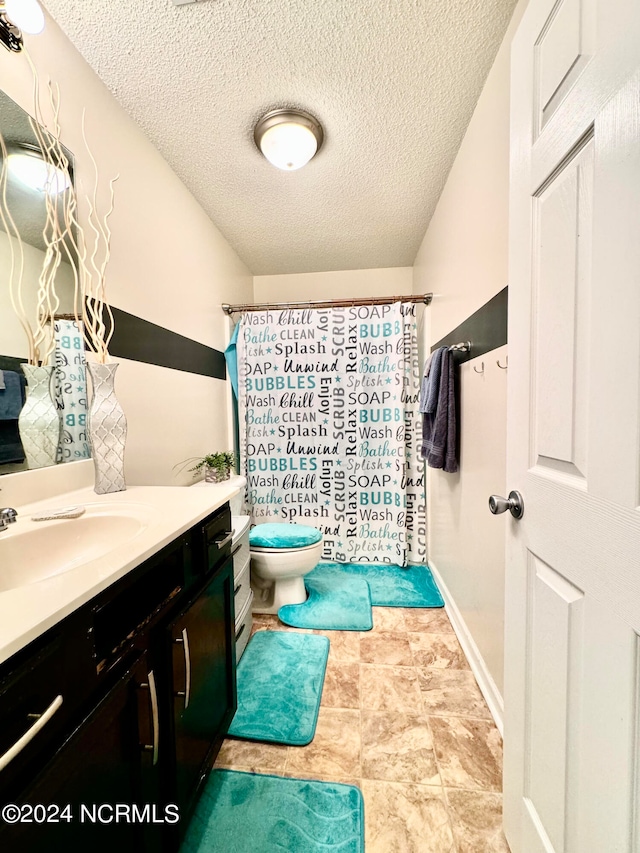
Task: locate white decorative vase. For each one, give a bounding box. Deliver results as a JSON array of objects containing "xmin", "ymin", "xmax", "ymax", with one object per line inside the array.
[
  {"xmin": 18, "ymin": 365, "xmax": 60, "ymax": 469},
  {"xmin": 87, "ymin": 361, "xmax": 127, "ymax": 494}
]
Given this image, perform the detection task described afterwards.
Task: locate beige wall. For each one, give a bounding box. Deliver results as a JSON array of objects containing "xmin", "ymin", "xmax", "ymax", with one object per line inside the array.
[
  {"xmin": 254, "ymin": 267, "xmax": 413, "ymax": 304},
  {"xmin": 254, "ymin": 268, "xmax": 431, "ymax": 369},
  {"xmin": 0, "ymin": 11, "xmax": 252, "ymax": 487},
  {"xmin": 412, "ymin": 0, "xmax": 528, "ymax": 708}
]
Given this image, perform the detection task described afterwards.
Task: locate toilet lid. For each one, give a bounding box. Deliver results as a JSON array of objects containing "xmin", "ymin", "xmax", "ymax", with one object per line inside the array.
[{"xmin": 249, "ymin": 523, "xmax": 322, "ymax": 550}]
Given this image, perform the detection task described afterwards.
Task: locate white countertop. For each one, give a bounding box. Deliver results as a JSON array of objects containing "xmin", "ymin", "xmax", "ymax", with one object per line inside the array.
[{"xmin": 0, "ymin": 476, "xmax": 246, "ymax": 667}]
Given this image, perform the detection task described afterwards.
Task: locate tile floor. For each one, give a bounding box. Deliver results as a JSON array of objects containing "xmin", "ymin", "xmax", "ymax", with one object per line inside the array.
[{"xmin": 214, "ymin": 606, "xmax": 510, "ymax": 853}]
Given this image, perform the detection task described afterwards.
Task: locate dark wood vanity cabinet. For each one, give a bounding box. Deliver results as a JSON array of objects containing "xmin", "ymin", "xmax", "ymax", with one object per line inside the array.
[
  {"xmin": 5, "ymin": 653, "xmax": 153, "ymax": 852},
  {"xmin": 0, "ymin": 501, "xmax": 236, "ymax": 852},
  {"xmin": 166, "ymin": 556, "xmax": 236, "ymax": 816}
]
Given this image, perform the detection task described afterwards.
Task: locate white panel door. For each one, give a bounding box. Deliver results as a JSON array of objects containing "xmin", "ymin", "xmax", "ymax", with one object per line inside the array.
[{"xmin": 505, "ymin": 1, "xmax": 640, "ymax": 851}]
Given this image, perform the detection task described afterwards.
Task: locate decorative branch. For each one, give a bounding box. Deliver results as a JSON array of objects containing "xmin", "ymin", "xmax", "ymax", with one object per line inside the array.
[
  {"xmin": 0, "ymin": 52, "xmax": 84, "ymax": 367},
  {"xmin": 22, "ymin": 49, "xmax": 119, "ymax": 365},
  {"xmin": 25, "ymin": 46, "xmax": 57, "ymax": 365},
  {"xmin": 31, "ymin": 115, "xmax": 62, "ymax": 364},
  {"xmin": 81, "ymin": 109, "xmax": 119, "ymax": 363},
  {"xmin": 0, "ymin": 125, "xmax": 35, "ymax": 363},
  {"xmin": 26, "ymin": 68, "xmax": 79, "ymax": 364},
  {"xmin": 25, "ymin": 76, "xmax": 85, "ymax": 350}
]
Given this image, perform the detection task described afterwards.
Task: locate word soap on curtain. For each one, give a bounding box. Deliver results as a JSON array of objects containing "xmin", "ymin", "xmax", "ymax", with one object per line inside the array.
[{"xmin": 237, "ymin": 302, "xmax": 426, "ymax": 566}]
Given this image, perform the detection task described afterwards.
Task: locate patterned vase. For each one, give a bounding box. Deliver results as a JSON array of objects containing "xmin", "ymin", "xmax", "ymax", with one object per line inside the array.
[
  {"xmin": 87, "ymin": 361, "xmax": 127, "ymax": 494},
  {"xmin": 205, "ymin": 466, "xmax": 231, "ymax": 483},
  {"xmin": 18, "ymin": 365, "xmax": 61, "ymax": 469}
]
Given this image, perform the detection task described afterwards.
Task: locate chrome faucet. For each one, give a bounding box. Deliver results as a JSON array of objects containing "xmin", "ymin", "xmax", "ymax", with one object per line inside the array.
[{"xmin": 0, "ymin": 508, "xmax": 18, "ymax": 533}]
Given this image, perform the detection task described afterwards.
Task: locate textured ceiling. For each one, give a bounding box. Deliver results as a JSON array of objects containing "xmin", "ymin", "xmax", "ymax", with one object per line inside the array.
[{"xmin": 43, "ymin": 0, "xmax": 517, "ymax": 275}]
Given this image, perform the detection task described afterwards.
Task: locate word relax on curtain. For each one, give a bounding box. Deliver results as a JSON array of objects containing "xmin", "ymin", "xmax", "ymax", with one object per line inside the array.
[{"xmin": 238, "ymin": 302, "xmax": 426, "ymax": 566}]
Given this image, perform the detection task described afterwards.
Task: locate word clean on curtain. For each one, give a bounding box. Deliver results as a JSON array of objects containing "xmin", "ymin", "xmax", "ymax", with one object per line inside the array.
[{"xmin": 237, "ymin": 302, "xmax": 425, "ymax": 566}]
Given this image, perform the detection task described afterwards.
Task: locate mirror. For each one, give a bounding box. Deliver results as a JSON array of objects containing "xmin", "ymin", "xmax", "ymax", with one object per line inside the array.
[{"xmin": 0, "ymin": 89, "xmax": 90, "ymax": 473}]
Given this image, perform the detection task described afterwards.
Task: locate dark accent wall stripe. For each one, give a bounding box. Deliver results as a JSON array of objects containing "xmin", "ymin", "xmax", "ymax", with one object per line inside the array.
[
  {"xmin": 106, "ymin": 305, "xmax": 227, "ymax": 380},
  {"xmin": 431, "ymin": 286, "xmax": 508, "ymax": 364},
  {"xmin": 0, "ymin": 355, "xmax": 27, "ymax": 372}
]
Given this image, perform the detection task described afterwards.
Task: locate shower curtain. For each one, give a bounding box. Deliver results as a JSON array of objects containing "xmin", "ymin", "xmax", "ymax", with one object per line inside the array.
[
  {"xmin": 237, "ymin": 301, "xmax": 426, "ymax": 566},
  {"xmin": 53, "ymin": 319, "xmax": 91, "ymax": 463}
]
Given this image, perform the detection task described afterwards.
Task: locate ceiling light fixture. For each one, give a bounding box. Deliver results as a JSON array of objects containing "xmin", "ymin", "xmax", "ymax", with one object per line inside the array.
[
  {"xmin": 0, "ymin": 0, "xmax": 44, "ymax": 52},
  {"xmin": 8, "ymin": 147, "xmax": 70, "ymax": 195},
  {"xmin": 5, "ymin": 0, "xmax": 44, "ymax": 33},
  {"xmin": 254, "ymin": 109, "xmax": 323, "ymax": 172}
]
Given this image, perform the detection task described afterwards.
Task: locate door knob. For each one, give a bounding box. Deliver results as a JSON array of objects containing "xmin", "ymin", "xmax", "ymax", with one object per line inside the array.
[{"xmin": 488, "ymin": 490, "xmax": 524, "ymax": 519}]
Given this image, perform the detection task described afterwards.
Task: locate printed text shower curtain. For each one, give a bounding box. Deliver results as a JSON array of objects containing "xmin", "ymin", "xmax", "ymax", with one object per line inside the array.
[{"xmin": 237, "ymin": 302, "xmax": 426, "ymax": 566}]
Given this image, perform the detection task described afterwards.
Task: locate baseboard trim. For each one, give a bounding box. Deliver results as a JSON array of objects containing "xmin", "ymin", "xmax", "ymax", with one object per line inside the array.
[{"xmin": 428, "ymin": 561, "xmax": 504, "ymax": 736}]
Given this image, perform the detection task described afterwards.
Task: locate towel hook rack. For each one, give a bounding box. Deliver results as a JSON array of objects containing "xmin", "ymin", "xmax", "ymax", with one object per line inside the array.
[
  {"xmin": 448, "ymin": 341, "xmax": 471, "ymax": 353},
  {"xmin": 473, "ymin": 362, "xmax": 485, "ymax": 375},
  {"xmin": 497, "ymin": 357, "xmax": 508, "ymax": 370}
]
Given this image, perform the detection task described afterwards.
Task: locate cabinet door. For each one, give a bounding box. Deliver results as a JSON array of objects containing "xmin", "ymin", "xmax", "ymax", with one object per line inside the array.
[
  {"xmin": 0, "ymin": 654, "xmax": 161, "ymax": 853},
  {"xmin": 168, "ymin": 556, "xmax": 236, "ymax": 814}
]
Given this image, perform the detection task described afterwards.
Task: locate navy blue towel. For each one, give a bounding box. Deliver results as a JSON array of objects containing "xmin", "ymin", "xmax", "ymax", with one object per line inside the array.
[
  {"xmin": 0, "ymin": 421, "xmax": 25, "ymax": 464},
  {"xmin": 421, "ymin": 349, "xmax": 457, "ymax": 473},
  {"xmin": 0, "ymin": 370, "xmax": 26, "ymax": 420},
  {"xmin": 419, "ymin": 346, "xmax": 445, "ymax": 414}
]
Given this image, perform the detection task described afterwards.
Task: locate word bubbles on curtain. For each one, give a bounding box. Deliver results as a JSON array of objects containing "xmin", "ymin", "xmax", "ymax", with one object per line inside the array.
[{"xmin": 237, "ymin": 301, "xmax": 426, "ymax": 566}]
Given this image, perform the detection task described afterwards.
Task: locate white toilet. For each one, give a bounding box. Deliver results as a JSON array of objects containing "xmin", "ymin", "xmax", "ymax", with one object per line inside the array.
[{"xmin": 249, "ymin": 523, "xmax": 323, "ymax": 615}]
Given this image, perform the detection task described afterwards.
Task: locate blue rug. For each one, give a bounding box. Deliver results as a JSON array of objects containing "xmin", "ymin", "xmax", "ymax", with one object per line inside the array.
[
  {"xmin": 181, "ymin": 770, "xmax": 364, "ymax": 853},
  {"xmin": 308, "ymin": 562, "xmax": 445, "ymax": 608},
  {"xmin": 278, "ymin": 574, "xmax": 373, "ymax": 631},
  {"xmin": 227, "ymin": 631, "xmax": 329, "ymax": 746}
]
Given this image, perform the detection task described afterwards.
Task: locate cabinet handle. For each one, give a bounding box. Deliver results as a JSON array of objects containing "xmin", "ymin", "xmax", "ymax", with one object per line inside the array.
[
  {"xmin": 0, "ymin": 695, "xmax": 63, "ymax": 772},
  {"xmin": 213, "ymin": 530, "xmax": 234, "ymax": 549},
  {"xmin": 139, "ymin": 670, "xmax": 160, "ymax": 766},
  {"xmin": 234, "ymin": 583, "xmax": 242, "ymax": 595},
  {"xmin": 174, "ymin": 628, "xmax": 191, "ymax": 709},
  {"xmin": 235, "ymin": 624, "xmax": 246, "ymax": 642}
]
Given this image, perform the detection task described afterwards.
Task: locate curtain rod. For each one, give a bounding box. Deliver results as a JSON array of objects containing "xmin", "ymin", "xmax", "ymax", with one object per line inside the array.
[{"xmin": 222, "ymin": 293, "xmax": 433, "ymax": 315}]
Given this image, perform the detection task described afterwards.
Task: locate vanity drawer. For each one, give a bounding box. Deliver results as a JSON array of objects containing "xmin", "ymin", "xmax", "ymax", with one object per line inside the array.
[
  {"xmin": 232, "ymin": 526, "xmax": 250, "ymax": 574},
  {"xmin": 233, "ymin": 538, "xmax": 250, "ymax": 577},
  {"xmin": 233, "ymin": 557, "xmax": 251, "ymax": 622},
  {"xmin": 202, "ymin": 505, "xmax": 233, "ymax": 573},
  {"xmin": 0, "ymin": 628, "xmax": 91, "ymax": 801},
  {"xmin": 234, "ymin": 592, "xmax": 253, "ymax": 662},
  {"xmin": 231, "ymin": 516, "xmax": 251, "ymax": 573}
]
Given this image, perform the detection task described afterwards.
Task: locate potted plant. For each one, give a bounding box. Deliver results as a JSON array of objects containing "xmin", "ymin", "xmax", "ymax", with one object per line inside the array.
[{"xmin": 189, "ymin": 451, "xmax": 236, "ymax": 483}]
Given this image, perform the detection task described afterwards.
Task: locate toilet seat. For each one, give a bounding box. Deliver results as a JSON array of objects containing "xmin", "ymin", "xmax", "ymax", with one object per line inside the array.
[
  {"xmin": 250, "ymin": 540, "xmax": 322, "ymax": 555},
  {"xmin": 249, "ymin": 522, "xmax": 323, "ymax": 550}
]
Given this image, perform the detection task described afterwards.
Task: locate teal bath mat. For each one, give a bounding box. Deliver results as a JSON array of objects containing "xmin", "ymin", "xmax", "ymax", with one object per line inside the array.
[
  {"xmin": 181, "ymin": 770, "xmax": 364, "ymax": 853},
  {"xmin": 227, "ymin": 631, "xmax": 329, "ymax": 745},
  {"xmin": 278, "ymin": 574, "xmax": 373, "ymax": 631},
  {"xmin": 308, "ymin": 562, "xmax": 445, "ymax": 608}
]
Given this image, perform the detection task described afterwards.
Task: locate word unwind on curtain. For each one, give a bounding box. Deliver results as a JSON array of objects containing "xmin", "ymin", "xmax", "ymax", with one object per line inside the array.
[{"xmin": 237, "ymin": 302, "xmax": 426, "ymax": 566}]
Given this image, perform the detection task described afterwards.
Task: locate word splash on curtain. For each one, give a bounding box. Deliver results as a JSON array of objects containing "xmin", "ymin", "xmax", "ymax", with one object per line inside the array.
[{"xmin": 237, "ymin": 302, "xmax": 426, "ymax": 566}]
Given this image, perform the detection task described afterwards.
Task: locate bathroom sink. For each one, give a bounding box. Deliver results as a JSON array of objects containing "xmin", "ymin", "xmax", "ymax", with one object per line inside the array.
[{"xmin": 0, "ymin": 503, "xmax": 154, "ymax": 592}]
